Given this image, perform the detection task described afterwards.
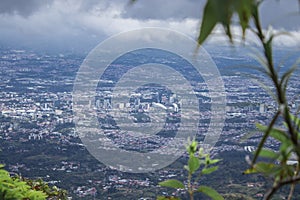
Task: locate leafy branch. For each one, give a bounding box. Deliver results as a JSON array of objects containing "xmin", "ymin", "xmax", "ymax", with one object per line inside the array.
[
  {"xmin": 0, "ymin": 164, "xmax": 68, "ymax": 200},
  {"xmin": 158, "ymin": 139, "xmax": 223, "ymax": 200},
  {"xmin": 198, "ymin": 0, "xmax": 300, "ymax": 199}
]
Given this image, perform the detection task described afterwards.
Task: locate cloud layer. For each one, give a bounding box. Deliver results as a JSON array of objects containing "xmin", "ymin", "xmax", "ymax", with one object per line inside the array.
[{"xmin": 0, "ymin": 0, "xmax": 299, "ymax": 53}]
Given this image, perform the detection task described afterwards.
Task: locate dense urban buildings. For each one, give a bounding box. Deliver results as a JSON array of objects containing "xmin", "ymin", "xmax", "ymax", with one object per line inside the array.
[{"xmin": 0, "ymin": 46, "xmax": 299, "ymax": 199}]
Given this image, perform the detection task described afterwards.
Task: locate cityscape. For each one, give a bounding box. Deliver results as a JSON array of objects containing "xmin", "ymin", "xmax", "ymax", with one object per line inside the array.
[{"xmin": 1, "ymin": 46, "xmax": 300, "ymax": 199}]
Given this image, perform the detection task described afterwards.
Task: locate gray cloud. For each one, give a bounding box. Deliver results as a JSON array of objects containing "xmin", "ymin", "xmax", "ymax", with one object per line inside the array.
[
  {"xmin": 0, "ymin": 0, "xmax": 298, "ymax": 53},
  {"xmin": 0, "ymin": 0, "xmax": 52, "ymax": 16},
  {"xmin": 76, "ymin": 0, "xmax": 112, "ymax": 12},
  {"xmin": 260, "ymin": 0, "xmax": 300, "ymax": 30},
  {"xmin": 123, "ymin": 0, "xmax": 300, "ymax": 30},
  {"xmin": 0, "ymin": 0, "xmax": 299, "ymax": 27},
  {"xmin": 122, "ymin": 0, "xmax": 205, "ymax": 20}
]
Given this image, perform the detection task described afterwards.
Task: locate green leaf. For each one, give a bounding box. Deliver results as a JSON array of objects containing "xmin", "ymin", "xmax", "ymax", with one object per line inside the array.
[
  {"xmin": 279, "ymin": 141, "xmax": 293, "ymax": 157},
  {"xmin": 264, "ymin": 35, "xmax": 274, "ymax": 64},
  {"xmin": 289, "ymin": 113, "xmax": 300, "ymax": 131},
  {"xmin": 269, "ymin": 128, "xmax": 289, "ymax": 143},
  {"xmin": 257, "ymin": 123, "xmax": 289, "ymax": 143},
  {"xmin": 256, "ymin": 123, "xmax": 267, "ymax": 132},
  {"xmin": 197, "ymin": 185, "xmax": 224, "ymax": 200},
  {"xmin": 243, "ymin": 167, "xmax": 257, "ymax": 174},
  {"xmin": 159, "ymin": 179, "xmax": 185, "ymax": 189},
  {"xmin": 234, "ymin": 0, "xmax": 255, "ymax": 38},
  {"xmin": 198, "ymin": 0, "xmax": 218, "ymax": 45},
  {"xmin": 208, "ymin": 158, "xmax": 220, "ymax": 165},
  {"xmin": 258, "ymin": 149, "xmax": 279, "ymax": 159},
  {"xmin": 187, "ymin": 140, "xmax": 198, "ymax": 155},
  {"xmin": 188, "ymin": 155, "xmax": 200, "ymax": 174},
  {"xmin": 202, "ymin": 166, "xmax": 218, "ymax": 175},
  {"xmin": 280, "ymin": 64, "xmax": 297, "ymax": 94},
  {"xmin": 198, "ymin": 0, "xmax": 256, "ymax": 45},
  {"xmin": 253, "ymin": 162, "xmax": 276, "ymax": 174}
]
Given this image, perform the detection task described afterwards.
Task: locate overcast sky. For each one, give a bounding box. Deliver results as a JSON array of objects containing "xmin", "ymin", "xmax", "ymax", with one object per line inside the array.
[{"xmin": 0, "ymin": 0, "xmax": 299, "ymax": 53}]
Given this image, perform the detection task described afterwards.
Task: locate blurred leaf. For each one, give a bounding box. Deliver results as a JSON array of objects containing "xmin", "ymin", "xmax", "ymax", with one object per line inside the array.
[
  {"xmin": 256, "ymin": 123, "xmax": 289, "ymax": 143},
  {"xmin": 289, "ymin": 113, "xmax": 300, "ymax": 131},
  {"xmin": 280, "ymin": 63, "xmax": 297, "ymax": 95},
  {"xmin": 129, "ymin": 0, "xmax": 137, "ymax": 4},
  {"xmin": 202, "ymin": 166, "xmax": 219, "ymax": 175},
  {"xmin": 256, "ymin": 123, "xmax": 267, "ymax": 132},
  {"xmin": 279, "ymin": 141, "xmax": 293, "ymax": 157},
  {"xmin": 252, "ymin": 113, "xmax": 280, "ymax": 166},
  {"xmin": 159, "ymin": 179, "xmax": 185, "ymax": 189},
  {"xmin": 253, "ymin": 162, "xmax": 276, "ymax": 174},
  {"xmin": 264, "ymin": 35, "xmax": 274, "ymax": 63},
  {"xmin": 205, "ymin": 154, "xmax": 211, "ymax": 165},
  {"xmin": 188, "ymin": 155, "xmax": 200, "ymax": 174},
  {"xmin": 249, "ymin": 75, "xmax": 277, "ymax": 101},
  {"xmin": 197, "ymin": 185, "xmax": 224, "ymax": 200},
  {"xmin": 258, "ymin": 149, "xmax": 279, "ymax": 159},
  {"xmin": 270, "ymin": 128, "xmax": 290, "ymax": 143},
  {"xmin": 198, "ymin": 0, "xmax": 256, "ymax": 45},
  {"xmin": 244, "ymin": 167, "xmax": 257, "ymax": 174},
  {"xmin": 234, "ymin": 0, "xmax": 255, "ymax": 38},
  {"xmin": 249, "ymin": 52, "xmax": 271, "ymax": 76},
  {"xmin": 198, "ymin": 0, "xmax": 218, "ymax": 45},
  {"xmin": 187, "ymin": 139, "xmax": 198, "ymax": 155},
  {"xmin": 209, "ymin": 158, "xmax": 221, "ymax": 165}
]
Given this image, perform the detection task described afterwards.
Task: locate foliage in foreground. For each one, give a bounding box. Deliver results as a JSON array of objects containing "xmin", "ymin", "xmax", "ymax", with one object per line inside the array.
[
  {"xmin": 158, "ymin": 140, "xmax": 223, "ymax": 200},
  {"xmin": 197, "ymin": 0, "xmax": 300, "ymax": 199},
  {"xmin": 0, "ymin": 164, "xmax": 68, "ymax": 200},
  {"xmin": 244, "ymin": 116, "xmax": 300, "ymax": 199}
]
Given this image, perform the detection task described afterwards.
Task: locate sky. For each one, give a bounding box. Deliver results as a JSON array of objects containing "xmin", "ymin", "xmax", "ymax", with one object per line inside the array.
[{"xmin": 0, "ymin": 0, "xmax": 299, "ymax": 53}]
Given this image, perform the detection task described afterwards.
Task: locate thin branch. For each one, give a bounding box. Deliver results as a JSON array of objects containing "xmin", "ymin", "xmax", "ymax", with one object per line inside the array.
[
  {"xmin": 188, "ymin": 172, "xmax": 194, "ymax": 200},
  {"xmin": 288, "ymin": 163, "xmax": 300, "ymax": 200},
  {"xmin": 251, "ymin": 110, "xmax": 281, "ymax": 165},
  {"xmin": 264, "ymin": 175, "xmax": 300, "ymax": 200}
]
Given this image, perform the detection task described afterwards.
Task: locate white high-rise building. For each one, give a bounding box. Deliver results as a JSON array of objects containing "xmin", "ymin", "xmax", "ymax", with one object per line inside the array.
[{"xmin": 259, "ymin": 103, "xmax": 265, "ymax": 113}]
